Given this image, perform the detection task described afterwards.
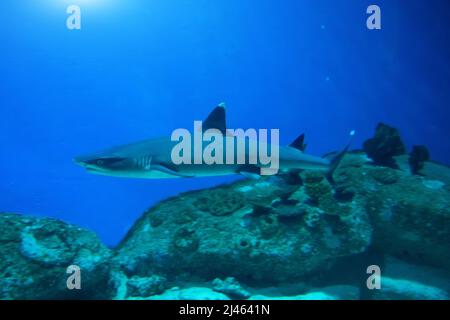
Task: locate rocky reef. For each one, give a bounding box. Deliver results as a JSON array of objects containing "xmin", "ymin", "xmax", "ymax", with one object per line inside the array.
[
  {"xmin": 113, "ymin": 172, "xmax": 371, "ymax": 286},
  {"xmin": 1, "ymin": 125, "xmax": 450, "ymax": 300},
  {"xmin": 0, "ymin": 213, "xmax": 112, "ymax": 299}
]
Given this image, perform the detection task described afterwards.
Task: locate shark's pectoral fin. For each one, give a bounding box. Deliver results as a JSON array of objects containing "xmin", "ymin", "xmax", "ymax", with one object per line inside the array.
[
  {"xmin": 237, "ymin": 165, "xmax": 261, "ymax": 180},
  {"xmin": 240, "ymin": 171, "xmax": 261, "ymax": 179},
  {"xmin": 152, "ymin": 163, "xmax": 194, "ymax": 178}
]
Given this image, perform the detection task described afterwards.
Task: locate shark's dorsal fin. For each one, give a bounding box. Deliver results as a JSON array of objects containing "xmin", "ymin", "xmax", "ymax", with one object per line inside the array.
[
  {"xmin": 203, "ymin": 103, "xmax": 227, "ymax": 135},
  {"xmin": 290, "ymin": 133, "xmax": 307, "ymax": 151}
]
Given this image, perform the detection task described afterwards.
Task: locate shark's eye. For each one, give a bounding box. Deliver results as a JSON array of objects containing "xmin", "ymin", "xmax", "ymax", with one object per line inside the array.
[{"xmin": 86, "ymin": 157, "xmax": 124, "ymax": 167}]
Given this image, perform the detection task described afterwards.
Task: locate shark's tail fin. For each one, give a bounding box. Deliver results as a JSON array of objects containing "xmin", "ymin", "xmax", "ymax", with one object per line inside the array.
[{"xmin": 325, "ymin": 130, "xmax": 355, "ymax": 182}]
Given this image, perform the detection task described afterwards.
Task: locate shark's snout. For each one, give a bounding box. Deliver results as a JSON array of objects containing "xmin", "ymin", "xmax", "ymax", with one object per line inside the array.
[
  {"xmin": 73, "ymin": 155, "xmax": 92, "ymax": 167},
  {"xmin": 73, "ymin": 153, "xmax": 105, "ymax": 169},
  {"xmin": 73, "ymin": 152, "xmax": 130, "ymax": 175},
  {"xmin": 73, "ymin": 155, "xmax": 109, "ymax": 176},
  {"xmin": 73, "ymin": 158, "xmax": 85, "ymax": 168}
]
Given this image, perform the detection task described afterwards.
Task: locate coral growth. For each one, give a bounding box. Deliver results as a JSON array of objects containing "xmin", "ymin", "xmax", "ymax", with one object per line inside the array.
[
  {"xmin": 409, "ymin": 145, "xmax": 430, "ymax": 175},
  {"xmin": 194, "ymin": 188, "xmax": 245, "ymax": 216},
  {"xmin": 363, "ymin": 122, "xmax": 406, "ymax": 168}
]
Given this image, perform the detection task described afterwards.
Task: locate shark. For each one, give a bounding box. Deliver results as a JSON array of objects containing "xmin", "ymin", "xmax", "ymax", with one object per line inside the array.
[{"xmin": 74, "ymin": 103, "xmax": 354, "ymax": 180}]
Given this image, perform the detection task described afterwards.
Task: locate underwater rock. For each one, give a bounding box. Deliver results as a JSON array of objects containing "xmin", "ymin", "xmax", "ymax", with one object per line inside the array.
[
  {"xmin": 249, "ymin": 285, "xmax": 359, "ymax": 300},
  {"xmin": 194, "ymin": 188, "xmax": 246, "ymax": 217},
  {"xmin": 331, "ymin": 153, "xmax": 450, "ymax": 271},
  {"xmin": 381, "ymin": 256, "xmax": 450, "ymax": 294},
  {"xmin": 301, "ymin": 172, "xmax": 329, "ymax": 204},
  {"xmin": 107, "ymin": 270, "xmax": 167, "ymax": 299},
  {"xmin": 372, "ymin": 277, "xmax": 448, "ymax": 300},
  {"xmin": 212, "ymin": 277, "xmax": 251, "ymax": 299},
  {"xmin": 108, "ymin": 270, "xmax": 129, "ymax": 299},
  {"xmin": 368, "ymin": 167, "xmax": 399, "ymax": 185},
  {"xmin": 310, "ymin": 285, "xmax": 360, "ymax": 300},
  {"xmin": 143, "ymin": 287, "xmax": 230, "ymax": 300},
  {"xmin": 0, "ymin": 213, "xmax": 112, "ymax": 299},
  {"xmin": 422, "ymin": 179, "xmax": 445, "ymax": 190},
  {"xmin": 248, "ymin": 292, "xmax": 337, "ymax": 300},
  {"xmin": 112, "ymin": 151, "xmax": 439, "ymax": 285},
  {"xmin": 332, "ymin": 152, "xmax": 370, "ymax": 201},
  {"xmin": 115, "ymin": 172, "xmax": 372, "ymax": 284},
  {"xmin": 302, "ymin": 206, "xmax": 324, "ymax": 228},
  {"xmin": 409, "ymin": 145, "xmax": 430, "ymax": 175},
  {"xmin": 126, "ymin": 275, "xmax": 167, "ymax": 298},
  {"xmin": 363, "ymin": 123, "xmax": 406, "ymax": 168},
  {"xmin": 274, "ymin": 203, "xmax": 307, "ymax": 219},
  {"xmin": 366, "ymin": 169, "xmax": 450, "ymax": 269}
]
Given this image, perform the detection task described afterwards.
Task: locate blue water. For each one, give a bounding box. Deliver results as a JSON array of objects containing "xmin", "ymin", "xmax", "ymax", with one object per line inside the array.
[{"xmin": 1, "ymin": 0, "xmax": 449, "ymax": 246}]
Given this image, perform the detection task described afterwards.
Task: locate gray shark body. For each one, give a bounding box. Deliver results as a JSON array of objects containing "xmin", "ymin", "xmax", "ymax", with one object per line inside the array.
[{"xmin": 74, "ymin": 104, "xmax": 352, "ymax": 179}]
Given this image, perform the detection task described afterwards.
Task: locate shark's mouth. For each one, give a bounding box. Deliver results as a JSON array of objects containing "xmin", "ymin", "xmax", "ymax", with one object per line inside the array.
[
  {"xmin": 73, "ymin": 157, "xmax": 113, "ymax": 175},
  {"xmin": 85, "ymin": 167, "xmax": 111, "ymax": 176},
  {"xmin": 86, "ymin": 167, "xmax": 106, "ymax": 172}
]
